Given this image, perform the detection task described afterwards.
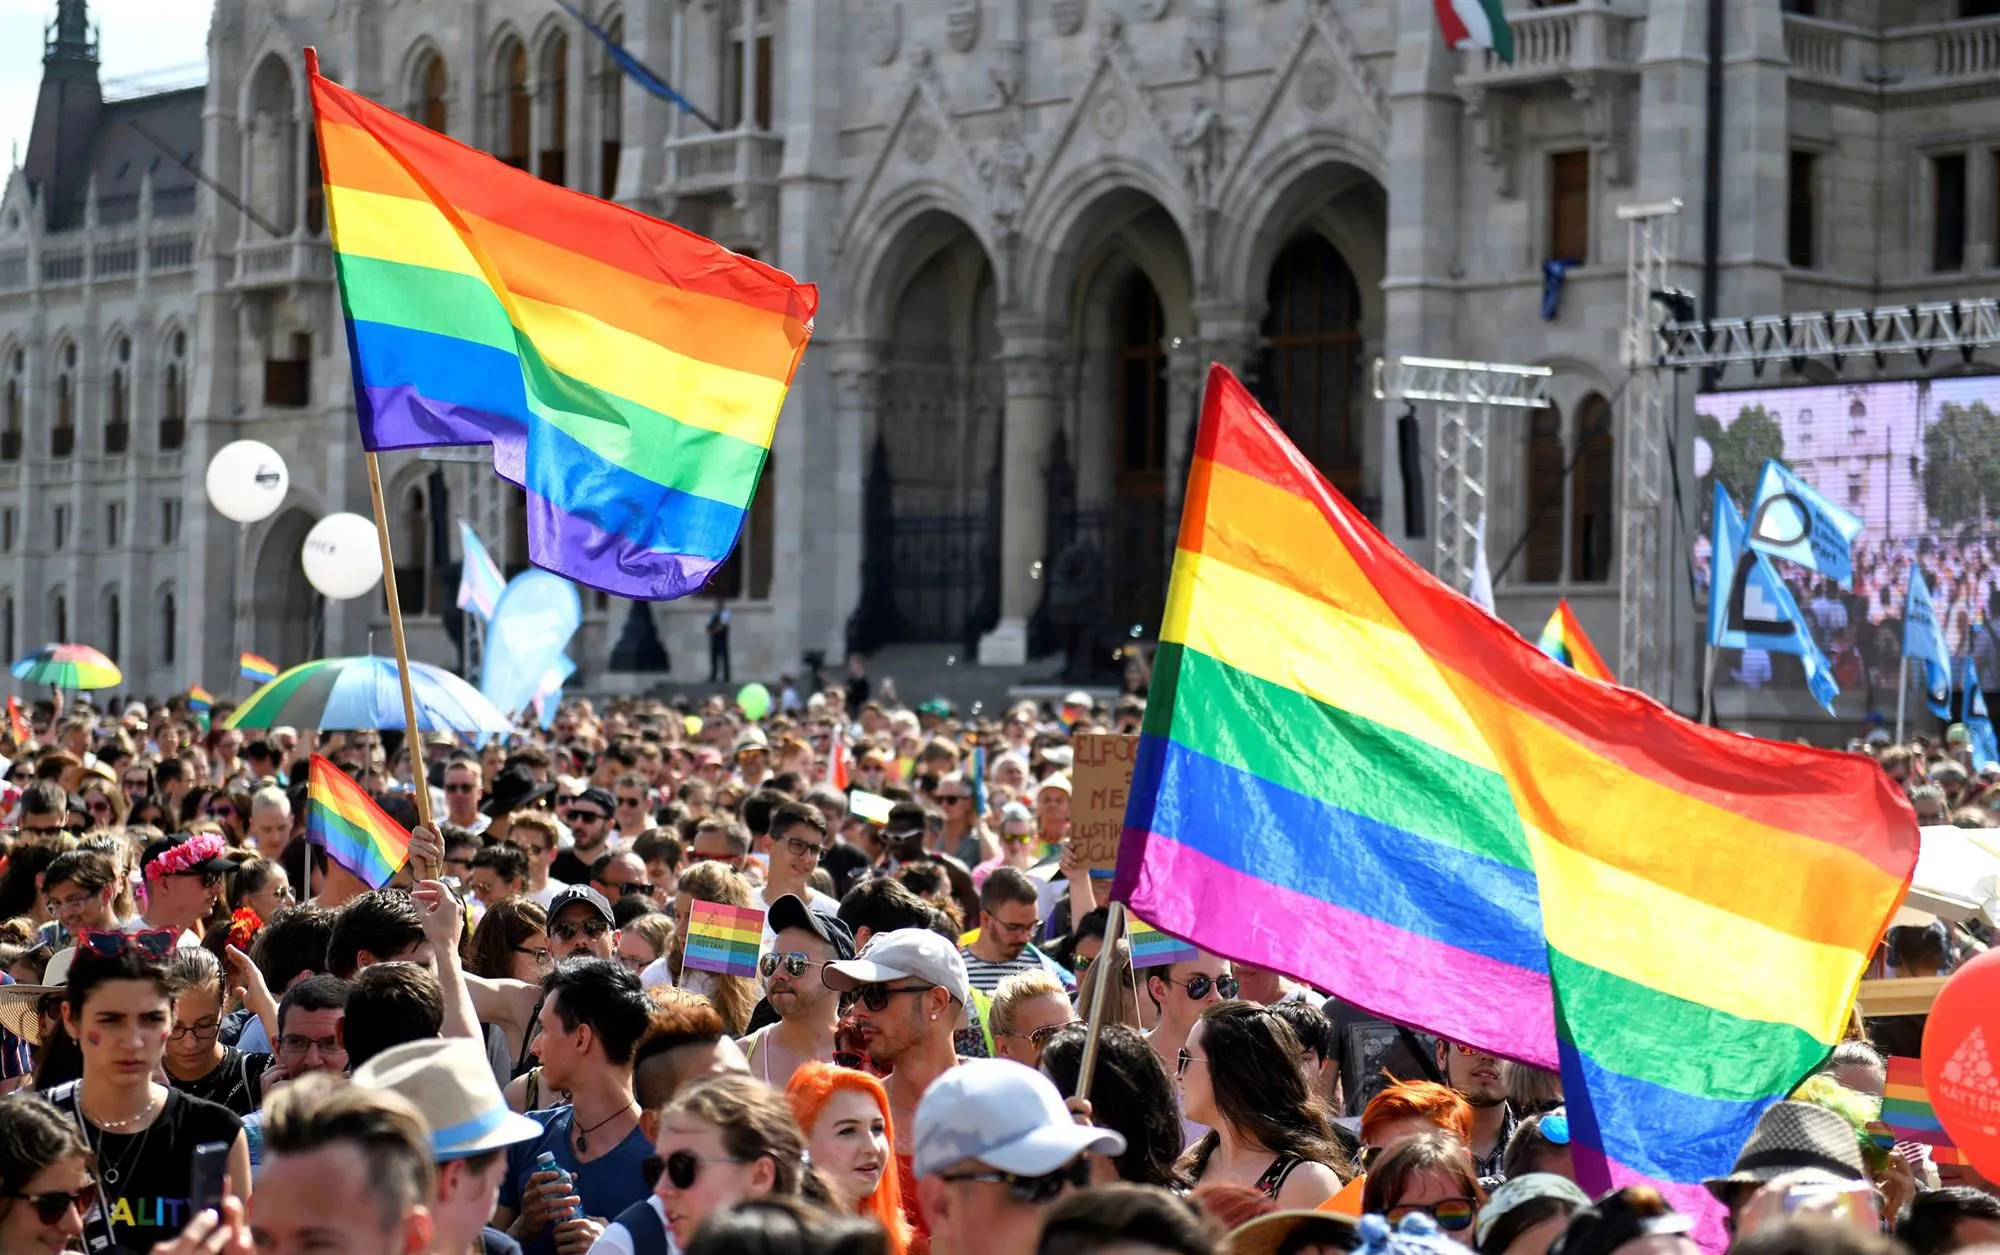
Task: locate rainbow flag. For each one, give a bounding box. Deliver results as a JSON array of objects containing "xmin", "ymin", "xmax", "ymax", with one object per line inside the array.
[
  {"xmin": 682, "ymin": 900, "xmax": 764, "ymax": 978},
  {"xmin": 1536, "ymin": 599, "xmax": 1613, "ymax": 683},
  {"xmin": 186, "ymin": 685, "xmax": 214, "ymax": 713},
  {"xmin": 1882, "ymin": 1056, "xmax": 1965, "ymax": 1164},
  {"xmin": 305, "ymin": 754, "xmax": 412, "ymax": 889},
  {"xmin": 1113, "ymin": 365, "xmax": 1918, "ymax": 1241},
  {"xmin": 240, "ymin": 652, "xmax": 279, "ymax": 684},
  {"xmin": 307, "ymin": 52, "xmax": 817, "ymax": 600},
  {"xmin": 1127, "ymin": 918, "xmax": 1198, "ymax": 969}
]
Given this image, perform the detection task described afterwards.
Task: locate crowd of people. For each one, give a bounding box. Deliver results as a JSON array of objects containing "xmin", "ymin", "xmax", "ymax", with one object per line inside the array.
[{"xmin": 0, "ymin": 674, "xmax": 1983, "ymax": 1255}]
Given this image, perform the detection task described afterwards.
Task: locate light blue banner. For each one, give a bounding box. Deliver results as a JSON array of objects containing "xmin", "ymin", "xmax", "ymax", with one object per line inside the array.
[
  {"xmin": 1746, "ymin": 460, "xmax": 1864, "ymax": 589},
  {"xmin": 481, "ymin": 571, "xmax": 583, "ymax": 719},
  {"xmin": 1904, "ymin": 571, "xmax": 1952, "ymax": 719}
]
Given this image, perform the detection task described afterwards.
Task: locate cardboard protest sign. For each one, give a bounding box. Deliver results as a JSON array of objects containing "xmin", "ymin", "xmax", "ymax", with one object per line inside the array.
[{"xmin": 1070, "ymin": 732, "xmax": 1138, "ymax": 876}]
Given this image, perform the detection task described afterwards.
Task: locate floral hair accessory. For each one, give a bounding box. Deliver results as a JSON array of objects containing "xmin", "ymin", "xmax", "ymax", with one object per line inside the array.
[
  {"xmin": 228, "ymin": 907, "xmax": 263, "ymax": 951},
  {"xmin": 145, "ymin": 833, "xmax": 226, "ymax": 881}
]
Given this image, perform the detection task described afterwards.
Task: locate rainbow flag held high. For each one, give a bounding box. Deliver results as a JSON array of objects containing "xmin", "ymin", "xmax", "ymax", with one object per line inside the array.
[
  {"xmin": 1127, "ymin": 918, "xmax": 1199, "ymax": 969},
  {"xmin": 186, "ymin": 685, "xmax": 214, "ymax": 713},
  {"xmin": 1536, "ymin": 599, "xmax": 1614, "ymax": 683},
  {"xmin": 305, "ymin": 754, "xmax": 412, "ymax": 889},
  {"xmin": 1114, "ymin": 364, "xmax": 1918, "ymax": 1242},
  {"xmin": 307, "ymin": 51, "xmax": 817, "ymax": 600},
  {"xmin": 240, "ymin": 653, "xmax": 279, "ymax": 684},
  {"xmin": 682, "ymin": 900, "xmax": 764, "ymax": 978},
  {"xmin": 1882, "ymin": 1056, "xmax": 1966, "ymax": 1165}
]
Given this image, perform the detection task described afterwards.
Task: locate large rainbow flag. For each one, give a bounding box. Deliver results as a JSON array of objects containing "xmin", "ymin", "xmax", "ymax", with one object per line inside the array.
[
  {"xmin": 306, "ymin": 51, "xmax": 817, "ymax": 599},
  {"xmin": 305, "ymin": 754, "xmax": 412, "ymax": 889},
  {"xmin": 1114, "ymin": 365, "xmax": 1918, "ymax": 1239}
]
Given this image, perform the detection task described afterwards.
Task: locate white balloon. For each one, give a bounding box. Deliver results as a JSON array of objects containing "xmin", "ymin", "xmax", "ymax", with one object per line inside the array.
[
  {"xmin": 301, "ymin": 512, "xmax": 384, "ymax": 601},
  {"xmin": 205, "ymin": 440, "xmax": 290, "ymax": 524},
  {"xmin": 1693, "ymin": 436, "xmax": 1714, "ymax": 480}
]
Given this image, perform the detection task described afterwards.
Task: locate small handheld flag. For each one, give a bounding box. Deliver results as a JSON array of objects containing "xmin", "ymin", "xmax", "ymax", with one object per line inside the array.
[
  {"xmin": 456, "ymin": 519, "xmax": 506, "ymax": 622},
  {"xmin": 682, "ymin": 900, "xmax": 764, "ymax": 977},
  {"xmin": 186, "ymin": 686, "xmax": 214, "ymax": 713},
  {"xmin": 1882, "ymin": 1056, "xmax": 1965, "ymax": 1165},
  {"xmin": 1127, "ymin": 918, "xmax": 1199, "ymax": 969},
  {"xmin": 848, "ymin": 790, "xmax": 893, "ymax": 825},
  {"xmin": 240, "ymin": 652, "xmax": 279, "ymax": 684},
  {"xmin": 1536, "ymin": 599, "xmax": 1613, "ymax": 683},
  {"xmin": 305, "ymin": 754, "xmax": 412, "ymax": 889},
  {"xmin": 825, "ymin": 740, "xmax": 851, "ymax": 792},
  {"xmin": 5, "ymin": 697, "xmax": 28, "ymax": 746}
]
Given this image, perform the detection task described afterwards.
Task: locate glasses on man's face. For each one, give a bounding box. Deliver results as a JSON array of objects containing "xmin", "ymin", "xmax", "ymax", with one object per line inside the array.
[
  {"xmin": 759, "ymin": 950, "xmax": 823, "ymax": 980},
  {"xmin": 852, "ymin": 982, "xmax": 933, "ymax": 1013},
  {"xmin": 599, "ymin": 879, "xmax": 652, "ymax": 898},
  {"xmin": 986, "ymin": 915, "xmax": 1040, "ymax": 941},
  {"xmin": 170, "ymin": 1020, "xmax": 220, "ymax": 1042},
  {"xmin": 550, "ymin": 918, "xmax": 612, "ymax": 943},
  {"xmin": 46, "ymin": 891, "xmax": 97, "ymax": 917},
  {"xmin": 936, "ymin": 793, "xmax": 969, "ymax": 806},
  {"xmin": 642, "ymin": 1150, "xmax": 754, "ymax": 1192},
  {"xmin": 565, "ymin": 810, "xmax": 607, "ymax": 826},
  {"xmin": 1175, "ymin": 973, "xmax": 1238, "ymax": 1001},
  {"xmin": 778, "ymin": 834, "xmax": 827, "ymax": 862},
  {"xmin": 278, "ymin": 1033, "xmax": 346, "ymax": 1059},
  {"xmin": 443, "ymin": 781, "xmax": 479, "ymax": 794},
  {"xmin": 938, "ymin": 1157, "xmax": 1090, "ymax": 1204},
  {"xmin": 10, "ymin": 1180, "xmax": 97, "ymax": 1225},
  {"xmin": 1386, "ymin": 1199, "xmax": 1477, "ymax": 1232},
  {"xmin": 617, "ymin": 795, "xmax": 646, "ymax": 810},
  {"xmin": 123, "ymin": 777, "xmax": 149, "ymax": 790}
]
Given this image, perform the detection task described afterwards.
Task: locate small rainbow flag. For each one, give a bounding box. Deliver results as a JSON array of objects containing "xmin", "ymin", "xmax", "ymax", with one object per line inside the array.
[
  {"xmin": 5, "ymin": 696, "xmax": 28, "ymax": 746},
  {"xmin": 186, "ymin": 685, "xmax": 214, "ymax": 713},
  {"xmin": 1127, "ymin": 917, "xmax": 1198, "ymax": 969},
  {"xmin": 1536, "ymin": 598, "xmax": 1614, "ymax": 683},
  {"xmin": 305, "ymin": 754, "xmax": 412, "ymax": 889},
  {"xmin": 1882, "ymin": 1056, "xmax": 1966, "ymax": 1164},
  {"xmin": 240, "ymin": 652, "xmax": 279, "ymax": 684},
  {"xmin": 682, "ymin": 900, "xmax": 764, "ymax": 978},
  {"xmin": 307, "ymin": 52, "xmax": 817, "ymax": 599}
]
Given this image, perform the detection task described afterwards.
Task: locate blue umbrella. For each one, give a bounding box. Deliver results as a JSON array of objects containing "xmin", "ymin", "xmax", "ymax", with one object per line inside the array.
[{"xmin": 222, "ymin": 656, "xmax": 514, "ymax": 734}]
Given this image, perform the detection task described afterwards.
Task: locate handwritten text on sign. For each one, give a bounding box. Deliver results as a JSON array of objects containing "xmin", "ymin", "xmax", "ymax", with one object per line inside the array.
[{"xmin": 1071, "ymin": 732, "xmax": 1139, "ymax": 874}]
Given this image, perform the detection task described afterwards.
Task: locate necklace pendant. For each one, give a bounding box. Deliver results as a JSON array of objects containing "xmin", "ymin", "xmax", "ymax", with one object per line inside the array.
[
  {"xmin": 576, "ymin": 1133, "xmax": 587, "ymax": 1154},
  {"xmin": 103, "ymin": 1167, "xmax": 118, "ymax": 1185}
]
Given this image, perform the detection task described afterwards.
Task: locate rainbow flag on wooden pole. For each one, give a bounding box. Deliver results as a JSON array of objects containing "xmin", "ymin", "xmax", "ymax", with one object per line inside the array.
[
  {"xmin": 305, "ymin": 754, "xmax": 412, "ymax": 889},
  {"xmin": 1113, "ymin": 365, "xmax": 1918, "ymax": 1243}
]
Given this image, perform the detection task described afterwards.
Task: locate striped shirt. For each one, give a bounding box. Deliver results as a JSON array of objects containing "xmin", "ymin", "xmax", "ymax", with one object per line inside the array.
[{"xmin": 959, "ymin": 944, "xmax": 1075, "ymax": 997}]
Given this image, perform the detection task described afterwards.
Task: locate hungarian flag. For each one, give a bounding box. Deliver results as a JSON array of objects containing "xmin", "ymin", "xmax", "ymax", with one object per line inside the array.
[{"xmin": 1435, "ymin": 0, "xmax": 1514, "ymax": 63}]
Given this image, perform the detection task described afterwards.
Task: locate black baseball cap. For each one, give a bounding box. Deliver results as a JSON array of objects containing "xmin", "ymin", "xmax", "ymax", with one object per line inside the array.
[
  {"xmin": 767, "ymin": 893, "xmax": 857, "ymax": 960},
  {"xmin": 547, "ymin": 884, "xmax": 615, "ymax": 928}
]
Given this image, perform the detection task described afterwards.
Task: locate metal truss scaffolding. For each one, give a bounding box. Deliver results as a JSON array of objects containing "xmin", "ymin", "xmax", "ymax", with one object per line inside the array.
[
  {"xmin": 1375, "ymin": 355, "xmax": 1554, "ymax": 599},
  {"xmin": 1656, "ymin": 299, "xmax": 2000, "ymax": 372},
  {"xmin": 1618, "ymin": 200, "xmax": 1681, "ymax": 696}
]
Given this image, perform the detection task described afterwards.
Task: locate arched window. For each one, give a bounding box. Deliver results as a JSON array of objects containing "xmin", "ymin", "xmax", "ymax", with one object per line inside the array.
[
  {"xmin": 53, "ymin": 341, "xmax": 75, "ymax": 458},
  {"xmin": 1571, "ymin": 394, "xmax": 1614, "ymax": 582},
  {"xmin": 723, "ymin": 1, "xmax": 773, "ymax": 130},
  {"xmin": 161, "ymin": 329, "xmax": 186, "ymax": 449},
  {"xmin": 598, "ymin": 16, "xmax": 624, "ymax": 198},
  {"xmin": 540, "ymin": 32, "xmax": 569, "ymax": 185},
  {"xmin": 1116, "ymin": 273, "xmax": 1167, "ymax": 493},
  {"xmin": 159, "ymin": 587, "xmax": 177, "ymax": 666},
  {"xmin": 107, "ymin": 335, "xmax": 130, "ymax": 453},
  {"xmin": 1522, "ymin": 403, "xmax": 1565, "ymax": 583},
  {"xmin": 2, "ymin": 347, "xmax": 22, "ymax": 462},
  {"xmin": 1254, "ymin": 234, "xmax": 1365, "ymax": 496},
  {"xmin": 1521, "ymin": 393, "xmax": 1614, "ymax": 584},
  {"xmin": 415, "ymin": 49, "xmax": 450, "ymax": 133},
  {"xmin": 51, "ymin": 591, "xmax": 67, "ymax": 643},
  {"xmin": 499, "ymin": 39, "xmax": 531, "ymax": 168},
  {"xmin": 397, "ymin": 483, "xmax": 432, "ymax": 615},
  {"xmin": 103, "ymin": 588, "xmax": 120, "ymax": 666}
]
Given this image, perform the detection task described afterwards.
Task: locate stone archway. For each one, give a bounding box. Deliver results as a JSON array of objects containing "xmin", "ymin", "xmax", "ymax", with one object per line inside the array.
[{"xmin": 252, "ymin": 508, "xmax": 318, "ymax": 668}]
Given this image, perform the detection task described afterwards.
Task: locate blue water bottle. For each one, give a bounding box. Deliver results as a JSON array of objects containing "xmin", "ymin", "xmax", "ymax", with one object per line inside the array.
[{"xmin": 533, "ymin": 1151, "xmax": 575, "ymax": 1222}]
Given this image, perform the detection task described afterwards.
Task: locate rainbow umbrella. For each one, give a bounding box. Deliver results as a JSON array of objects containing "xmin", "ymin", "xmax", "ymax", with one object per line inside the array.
[
  {"xmin": 224, "ymin": 656, "xmax": 512, "ymax": 734},
  {"xmin": 11, "ymin": 643, "xmax": 122, "ymax": 690}
]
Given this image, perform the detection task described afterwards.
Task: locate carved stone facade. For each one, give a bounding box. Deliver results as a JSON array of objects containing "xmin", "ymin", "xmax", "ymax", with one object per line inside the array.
[{"xmin": 5, "ymin": 0, "xmax": 2000, "ymax": 701}]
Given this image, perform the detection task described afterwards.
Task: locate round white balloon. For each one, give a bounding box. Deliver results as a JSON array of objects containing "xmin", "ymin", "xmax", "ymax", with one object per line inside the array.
[
  {"xmin": 301, "ymin": 512, "xmax": 384, "ymax": 601},
  {"xmin": 1693, "ymin": 436, "xmax": 1714, "ymax": 480},
  {"xmin": 205, "ymin": 440, "xmax": 290, "ymax": 524}
]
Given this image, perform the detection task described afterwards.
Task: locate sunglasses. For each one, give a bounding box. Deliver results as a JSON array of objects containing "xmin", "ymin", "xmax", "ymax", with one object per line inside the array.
[
  {"xmin": 617, "ymin": 796, "xmax": 647, "ymax": 808},
  {"xmin": 936, "ymin": 794, "xmax": 969, "ymax": 804},
  {"xmin": 1387, "ymin": 1198, "xmax": 1476, "ymax": 1232},
  {"xmin": 853, "ymin": 982, "xmax": 933, "ymax": 1012},
  {"xmin": 1176, "ymin": 1048, "xmax": 1205, "ymax": 1077},
  {"xmin": 1001, "ymin": 831, "xmax": 1036, "ymax": 845},
  {"xmin": 643, "ymin": 1150, "xmax": 753, "ymax": 1191},
  {"xmin": 1173, "ymin": 974, "xmax": 1238, "ymax": 1000},
  {"xmin": 77, "ymin": 929, "xmax": 174, "ymax": 961},
  {"xmin": 760, "ymin": 950, "xmax": 824, "ymax": 980},
  {"xmin": 565, "ymin": 810, "xmax": 609, "ymax": 824},
  {"xmin": 443, "ymin": 782, "xmax": 479, "ymax": 794},
  {"xmin": 10, "ymin": 1180, "xmax": 97, "ymax": 1224},
  {"xmin": 1003, "ymin": 1023, "xmax": 1070, "ymax": 1051},
  {"xmin": 938, "ymin": 1157, "xmax": 1090, "ymax": 1203},
  {"xmin": 550, "ymin": 918, "xmax": 612, "ymax": 943}
]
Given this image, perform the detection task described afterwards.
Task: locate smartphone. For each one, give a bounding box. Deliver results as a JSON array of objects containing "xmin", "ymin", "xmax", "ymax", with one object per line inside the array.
[{"xmin": 189, "ymin": 1141, "xmax": 231, "ymax": 1216}]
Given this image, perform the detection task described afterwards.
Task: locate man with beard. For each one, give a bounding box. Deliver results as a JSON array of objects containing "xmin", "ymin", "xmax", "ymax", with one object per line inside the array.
[
  {"xmin": 824, "ymin": 927, "xmax": 971, "ymax": 1245},
  {"xmin": 1436, "ymin": 1037, "xmax": 1514, "ymax": 1186},
  {"xmin": 737, "ymin": 894, "xmax": 854, "ymax": 1087}
]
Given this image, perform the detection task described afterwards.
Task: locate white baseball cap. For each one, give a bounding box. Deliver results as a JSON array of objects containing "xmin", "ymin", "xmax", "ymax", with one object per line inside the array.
[
  {"xmin": 913, "ymin": 1059, "xmax": 1126, "ymax": 1178},
  {"xmin": 823, "ymin": 927, "xmax": 971, "ymax": 1006}
]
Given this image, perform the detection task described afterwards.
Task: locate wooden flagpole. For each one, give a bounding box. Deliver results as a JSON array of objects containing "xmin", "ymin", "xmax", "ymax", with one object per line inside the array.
[
  {"xmin": 1073, "ymin": 901, "xmax": 1128, "ymax": 1104},
  {"xmin": 364, "ymin": 450, "xmax": 441, "ymax": 879}
]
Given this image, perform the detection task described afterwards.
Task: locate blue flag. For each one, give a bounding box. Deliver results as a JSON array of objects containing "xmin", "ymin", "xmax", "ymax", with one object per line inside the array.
[
  {"xmin": 1965, "ymin": 658, "xmax": 1998, "ymax": 768},
  {"xmin": 555, "ymin": 0, "xmax": 721, "ymax": 131},
  {"xmin": 1746, "ymin": 460, "xmax": 1865, "ymax": 589},
  {"xmin": 1905, "ymin": 571, "xmax": 1953, "ymax": 719},
  {"xmin": 481, "ymin": 570, "xmax": 584, "ymax": 719},
  {"xmin": 1709, "ymin": 483, "xmax": 1840, "ymax": 713}
]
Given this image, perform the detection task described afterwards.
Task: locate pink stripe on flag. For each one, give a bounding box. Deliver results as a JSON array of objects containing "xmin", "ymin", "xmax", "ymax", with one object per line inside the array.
[
  {"xmin": 1121, "ymin": 831, "xmax": 1557, "ymax": 1069},
  {"xmin": 1599, "ymin": 1154, "xmax": 1730, "ymax": 1252}
]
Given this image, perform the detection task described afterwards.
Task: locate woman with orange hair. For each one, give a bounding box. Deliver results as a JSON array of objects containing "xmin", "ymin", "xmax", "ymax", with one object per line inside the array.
[{"xmin": 785, "ymin": 1060, "xmax": 913, "ymax": 1255}]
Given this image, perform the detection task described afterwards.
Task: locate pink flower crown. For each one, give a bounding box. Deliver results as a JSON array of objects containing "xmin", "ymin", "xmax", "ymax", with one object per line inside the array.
[{"xmin": 145, "ymin": 833, "xmax": 226, "ymax": 881}]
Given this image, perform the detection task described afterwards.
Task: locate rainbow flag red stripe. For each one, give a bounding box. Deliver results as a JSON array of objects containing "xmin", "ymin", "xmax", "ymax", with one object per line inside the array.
[
  {"xmin": 1536, "ymin": 599, "xmax": 1614, "ymax": 683},
  {"xmin": 682, "ymin": 900, "xmax": 763, "ymax": 978},
  {"xmin": 240, "ymin": 652, "xmax": 279, "ymax": 684},
  {"xmin": 1114, "ymin": 365, "xmax": 1918, "ymax": 1242},
  {"xmin": 305, "ymin": 754, "xmax": 411, "ymax": 889},
  {"xmin": 307, "ymin": 52, "xmax": 816, "ymax": 600}
]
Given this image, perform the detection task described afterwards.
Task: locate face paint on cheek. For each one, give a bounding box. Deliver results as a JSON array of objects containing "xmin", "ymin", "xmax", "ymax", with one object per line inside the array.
[{"xmin": 85, "ymin": 1031, "xmax": 102, "ymax": 1046}]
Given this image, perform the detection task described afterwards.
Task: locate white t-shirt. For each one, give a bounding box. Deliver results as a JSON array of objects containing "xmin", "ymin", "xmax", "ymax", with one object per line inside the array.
[
  {"xmin": 585, "ymin": 1195, "xmax": 678, "ymax": 1255},
  {"xmin": 528, "ymin": 879, "xmax": 570, "ymax": 909},
  {"xmin": 750, "ymin": 885, "xmax": 840, "ymax": 948}
]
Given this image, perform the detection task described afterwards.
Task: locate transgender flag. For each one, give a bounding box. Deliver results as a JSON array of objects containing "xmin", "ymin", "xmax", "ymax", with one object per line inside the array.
[{"xmin": 457, "ymin": 518, "xmax": 506, "ymax": 623}]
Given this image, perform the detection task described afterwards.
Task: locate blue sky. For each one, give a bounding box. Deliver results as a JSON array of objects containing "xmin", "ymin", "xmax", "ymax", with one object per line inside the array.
[{"xmin": 2, "ymin": 0, "xmax": 213, "ymax": 194}]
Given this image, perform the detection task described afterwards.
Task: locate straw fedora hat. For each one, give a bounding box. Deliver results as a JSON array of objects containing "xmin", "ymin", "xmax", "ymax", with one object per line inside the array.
[
  {"xmin": 0, "ymin": 947, "xmax": 78, "ymax": 1047},
  {"xmin": 351, "ymin": 1038, "xmax": 545, "ymax": 1161}
]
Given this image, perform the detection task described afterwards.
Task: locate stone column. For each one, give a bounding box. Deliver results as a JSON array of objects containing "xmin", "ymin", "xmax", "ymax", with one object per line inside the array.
[
  {"xmin": 823, "ymin": 342, "xmax": 882, "ymax": 658},
  {"xmin": 979, "ymin": 327, "xmax": 1060, "ymax": 666}
]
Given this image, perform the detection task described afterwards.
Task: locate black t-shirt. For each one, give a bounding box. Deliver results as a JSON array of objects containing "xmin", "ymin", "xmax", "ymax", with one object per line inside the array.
[
  {"xmin": 49, "ymin": 1083, "xmax": 244, "ymax": 1254},
  {"xmin": 821, "ymin": 842, "xmax": 874, "ymax": 899},
  {"xmin": 168, "ymin": 1047, "xmax": 271, "ymax": 1117},
  {"xmin": 549, "ymin": 848, "xmax": 604, "ymax": 887}
]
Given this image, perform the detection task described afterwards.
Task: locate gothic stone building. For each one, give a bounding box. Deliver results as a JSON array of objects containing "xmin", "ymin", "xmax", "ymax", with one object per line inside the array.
[{"xmin": 4, "ymin": 0, "xmax": 2000, "ymax": 716}]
